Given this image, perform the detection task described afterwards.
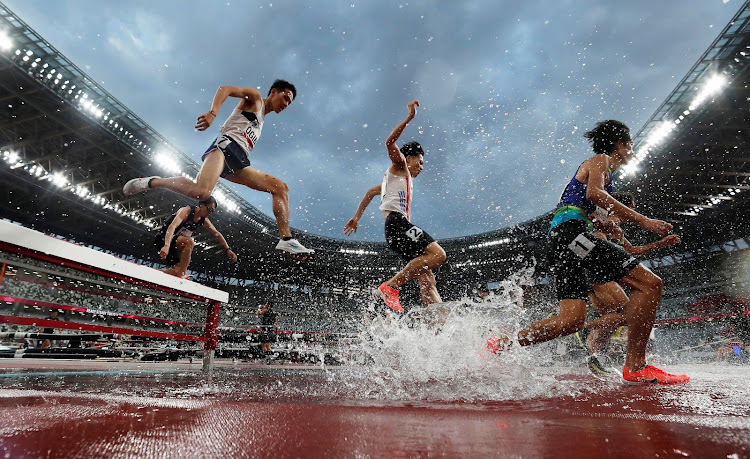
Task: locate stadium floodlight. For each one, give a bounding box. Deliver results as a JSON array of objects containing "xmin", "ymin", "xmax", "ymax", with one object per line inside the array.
[
  {"xmin": 689, "ymin": 74, "xmax": 727, "ymax": 111},
  {"xmin": 620, "ymin": 163, "xmax": 640, "ymax": 177},
  {"xmin": 645, "ymin": 120, "xmax": 675, "ymax": 147},
  {"xmin": 339, "ymin": 248, "xmax": 378, "ymax": 255},
  {"xmin": 50, "ymin": 172, "xmax": 67, "ymax": 188},
  {"xmin": 153, "ymin": 152, "xmax": 182, "ymax": 174},
  {"xmin": 468, "ymin": 238, "xmax": 511, "ymax": 249},
  {"xmin": 4, "ymin": 150, "xmax": 20, "ymax": 165},
  {"xmin": 212, "ymin": 188, "xmax": 241, "ymax": 213},
  {"xmin": 0, "ymin": 31, "xmax": 12, "ymax": 52},
  {"xmin": 74, "ymin": 185, "xmax": 90, "ymax": 198}
]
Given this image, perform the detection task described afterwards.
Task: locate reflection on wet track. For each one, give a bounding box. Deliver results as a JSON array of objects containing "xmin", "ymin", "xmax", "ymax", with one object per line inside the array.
[{"xmin": 0, "ymin": 361, "xmax": 747, "ymax": 457}]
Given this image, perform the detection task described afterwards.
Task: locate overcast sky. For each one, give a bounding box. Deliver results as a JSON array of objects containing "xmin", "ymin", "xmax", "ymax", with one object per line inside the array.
[{"xmin": 4, "ymin": 0, "xmax": 740, "ymax": 242}]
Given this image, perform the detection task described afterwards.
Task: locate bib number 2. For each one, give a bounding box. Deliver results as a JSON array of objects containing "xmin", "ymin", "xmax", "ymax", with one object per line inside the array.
[{"xmin": 406, "ymin": 226, "xmax": 423, "ymax": 243}]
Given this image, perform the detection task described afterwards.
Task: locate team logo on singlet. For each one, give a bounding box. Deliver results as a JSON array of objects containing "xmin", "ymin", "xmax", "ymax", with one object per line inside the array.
[
  {"xmin": 241, "ymin": 111, "xmax": 260, "ymax": 149},
  {"xmin": 399, "ymin": 191, "xmax": 407, "ymax": 213}
]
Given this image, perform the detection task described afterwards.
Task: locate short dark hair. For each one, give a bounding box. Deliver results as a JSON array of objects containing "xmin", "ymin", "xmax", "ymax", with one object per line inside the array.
[
  {"xmin": 401, "ymin": 141, "xmax": 424, "ymax": 158},
  {"xmin": 199, "ymin": 196, "xmax": 217, "ymax": 208},
  {"xmin": 269, "ymin": 79, "xmax": 297, "ymax": 100},
  {"xmin": 583, "ymin": 120, "xmax": 631, "ymax": 155},
  {"xmin": 612, "ymin": 191, "xmax": 635, "ymax": 207}
]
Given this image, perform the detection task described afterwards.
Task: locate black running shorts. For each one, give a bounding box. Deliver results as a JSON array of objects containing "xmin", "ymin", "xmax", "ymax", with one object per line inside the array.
[
  {"xmin": 203, "ymin": 135, "xmax": 251, "ymax": 178},
  {"xmin": 384, "ymin": 211, "xmax": 435, "ymax": 262},
  {"xmin": 548, "ymin": 219, "xmax": 639, "ymax": 301},
  {"xmin": 154, "ymin": 233, "xmax": 180, "ymax": 266}
]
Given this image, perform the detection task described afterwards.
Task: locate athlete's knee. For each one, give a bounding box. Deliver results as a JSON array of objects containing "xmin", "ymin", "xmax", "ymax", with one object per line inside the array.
[
  {"xmin": 429, "ymin": 243, "xmax": 447, "ymax": 264},
  {"xmin": 649, "ymin": 274, "xmax": 663, "ymax": 293},
  {"xmin": 184, "ymin": 238, "xmax": 195, "ymax": 249},
  {"xmin": 639, "ymin": 272, "xmax": 663, "ymax": 295},
  {"xmin": 560, "ymin": 300, "xmax": 587, "ymax": 330},
  {"xmin": 193, "ymin": 187, "xmax": 214, "ymax": 201},
  {"xmin": 271, "ymin": 179, "xmax": 289, "ymax": 197},
  {"xmin": 566, "ymin": 312, "xmax": 586, "ymax": 331},
  {"xmin": 434, "ymin": 247, "xmax": 446, "ymax": 264}
]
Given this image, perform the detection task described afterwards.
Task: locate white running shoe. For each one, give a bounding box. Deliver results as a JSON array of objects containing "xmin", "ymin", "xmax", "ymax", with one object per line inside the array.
[
  {"xmin": 275, "ymin": 238, "xmax": 314, "ymax": 255},
  {"xmin": 123, "ymin": 176, "xmax": 160, "ymax": 196}
]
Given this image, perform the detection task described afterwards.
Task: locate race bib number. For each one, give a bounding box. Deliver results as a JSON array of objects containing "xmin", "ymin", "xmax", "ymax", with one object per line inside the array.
[
  {"xmin": 216, "ymin": 135, "xmax": 232, "ymax": 150},
  {"xmin": 406, "ymin": 226, "xmax": 423, "ymax": 243},
  {"xmin": 568, "ymin": 234, "xmax": 595, "ymax": 259}
]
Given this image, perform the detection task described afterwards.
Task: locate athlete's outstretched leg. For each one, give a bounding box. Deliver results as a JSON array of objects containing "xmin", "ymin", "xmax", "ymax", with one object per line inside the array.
[
  {"xmin": 618, "ymin": 264, "xmax": 662, "ymax": 371},
  {"xmin": 130, "ymin": 149, "xmax": 225, "ymax": 200},
  {"xmin": 225, "ymin": 166, "xmax": 291, "ymax": 238},
  {"xmin": 374, "ymin": 242, "xmax": 445, "ymax": 313},
  {"xmin": 416, "ymin": 269, "xmax": 442, "ymax": 306},
  {"xmin": 387, "ymin": 242, "xmax": 446, "ymax": 289},
  {"xmin": 517, "ymin": 299, "xmax": 587, "ymax": 346},
  {"xmin": 586, "ymin": 282, "xmax": 628, "ymax": 353}
]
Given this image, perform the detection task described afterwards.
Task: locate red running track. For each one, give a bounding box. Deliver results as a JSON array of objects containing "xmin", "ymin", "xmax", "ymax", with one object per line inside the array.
[{"xmin": 0, "ymin": 360, "xmax": 747, "ymax": 457}]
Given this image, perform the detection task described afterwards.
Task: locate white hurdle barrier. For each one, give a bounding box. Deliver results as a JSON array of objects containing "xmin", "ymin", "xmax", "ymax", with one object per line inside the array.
[{"xmin": 0, "ymin": 220, "xmax": 229, "ymax": 371}]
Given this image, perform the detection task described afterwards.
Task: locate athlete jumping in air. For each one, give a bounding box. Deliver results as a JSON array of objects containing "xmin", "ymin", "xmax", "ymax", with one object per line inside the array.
[
  {"xmin": 155, "ymin": 196, "xmax": 237, "ymax": 278},
  {"xmin": 123, "ymin": 79, "xmax": 313, "ymax": 255},
  {"xmin": 506, "ymin": 120, "xmax": 688, "ymax": 384},
  {"xmin": 344, "ymin": 100, "xmax": 447, "ymax": 312}
]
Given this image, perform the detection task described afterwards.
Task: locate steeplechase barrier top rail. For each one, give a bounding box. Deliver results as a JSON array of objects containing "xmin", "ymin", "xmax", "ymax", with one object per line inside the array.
[{"xmin": 0, "ymin": 220, "xmax": 228, "ymax": 370}]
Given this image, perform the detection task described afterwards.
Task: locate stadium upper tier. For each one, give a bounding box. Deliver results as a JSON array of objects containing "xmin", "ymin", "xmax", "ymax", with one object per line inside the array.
[{"xmin": 1, "ymin": 1, "xmax": 749, "ymax": 289}]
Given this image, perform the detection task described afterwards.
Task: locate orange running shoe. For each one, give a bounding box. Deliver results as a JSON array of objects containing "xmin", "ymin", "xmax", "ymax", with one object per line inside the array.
[
  {"xmin": 622, "ymin": 365, "xmax": 690, "ymax": 385},
  {"xmin": 486, "ymin": 334, "xmax": 512, "ymax": 354},
  {"xmin": 372, "ymin": 282, "xmax": 404, "ymax": 312}
]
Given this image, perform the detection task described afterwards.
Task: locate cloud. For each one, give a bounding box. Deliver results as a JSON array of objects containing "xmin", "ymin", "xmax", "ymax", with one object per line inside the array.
[{"xmin": 5, "ymin": 0, "xmax": 741, "ymax": 241}]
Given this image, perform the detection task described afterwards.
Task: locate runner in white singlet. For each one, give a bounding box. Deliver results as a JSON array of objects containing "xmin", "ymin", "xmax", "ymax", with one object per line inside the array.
[
  {"xmin": 123, "ymin": 79, "xmax": 313, "ymax": 256},
  {"xmin": 344, "ymin": 100, "xmax": 447, "ymax": 312}
]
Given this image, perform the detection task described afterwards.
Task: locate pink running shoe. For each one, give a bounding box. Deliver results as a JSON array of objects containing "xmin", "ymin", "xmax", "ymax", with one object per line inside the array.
[
  {"xmin": 486, "ymin": 334, "xmax": 512, "ymax": 354},
  {"xmin": 372, "ymin": 282, "xmax": 403, "ymax": 312},
  {"xmin": 622, "ymin": 365, "xmax": 690, "ymax": 385}
]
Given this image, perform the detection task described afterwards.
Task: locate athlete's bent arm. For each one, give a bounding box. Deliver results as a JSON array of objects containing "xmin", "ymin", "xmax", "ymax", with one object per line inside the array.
[
  {"xmin": 344, "ymin": 184, "xmax": 382, "ymax": 236},
  {"xmin": 623, "ymin": 234, "xmax": 681, "ymax": 256},
  {"xmin": 585, "ymin": 156, "xmax": 671, "ymax": 236},
  {"xmin": 160, "ymin": 207, "xmax": 190, "ymax": 259},
  {"xmin": 195, "ymin": 86, "xmax": 262, "ymax": 131},
  {"xmin": 384, "ymin": 100, "xmax": 419, "ymax": 171},
  {"xmin": 203, "ymin": 219, "xmax": 237, "ymax": 261}
]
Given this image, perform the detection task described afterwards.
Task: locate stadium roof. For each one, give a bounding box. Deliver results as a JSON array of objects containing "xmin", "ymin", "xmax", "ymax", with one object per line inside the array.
[
  {"xmin": 1, "ymin": 1, "xmax": 750, "ymax": 292},
  {"xmin": 0, "ymin": 1, "xmax": 396, "ymax": 288},
  {"xmin": 618, "ymin": 2, "xmax": 750, "ymax": 249}
]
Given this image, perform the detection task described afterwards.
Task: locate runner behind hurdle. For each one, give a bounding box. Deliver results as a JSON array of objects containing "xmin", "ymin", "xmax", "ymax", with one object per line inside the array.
[{"xmin": 156, "ymin": 196, "xmax": 237, "ymax": 278}]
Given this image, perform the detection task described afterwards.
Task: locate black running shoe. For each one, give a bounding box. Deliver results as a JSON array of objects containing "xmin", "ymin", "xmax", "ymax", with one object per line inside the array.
[{"xmin": 587, "ymin": 355, "xmax": 613, "ymax": 375}]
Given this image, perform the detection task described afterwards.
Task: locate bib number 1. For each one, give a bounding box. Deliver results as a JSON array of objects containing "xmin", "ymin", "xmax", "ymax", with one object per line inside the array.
[
  {"xmin": 216, "ymin": 135, "xmax": 232, "ymax": 150},
  {"xmin": 568, "ymin": 234, "xmax": 595, "ymax": 259}
]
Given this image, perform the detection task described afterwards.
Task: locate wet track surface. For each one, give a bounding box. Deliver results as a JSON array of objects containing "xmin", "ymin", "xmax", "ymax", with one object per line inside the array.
[{"xmin": 0, "ymin": 361, "xmax": 747, "ymax": 457}]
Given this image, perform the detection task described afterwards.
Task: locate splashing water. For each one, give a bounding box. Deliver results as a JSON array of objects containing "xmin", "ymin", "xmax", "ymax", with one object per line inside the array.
[{"xmin": 330, "ymin": 267, "xmax": 600, "ymax": 403}]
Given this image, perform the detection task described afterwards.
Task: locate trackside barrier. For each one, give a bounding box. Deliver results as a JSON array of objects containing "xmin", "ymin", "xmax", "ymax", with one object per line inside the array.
[{"xmin": 0, "ymin": 220, "xmax": 228, "ymax": 371}]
